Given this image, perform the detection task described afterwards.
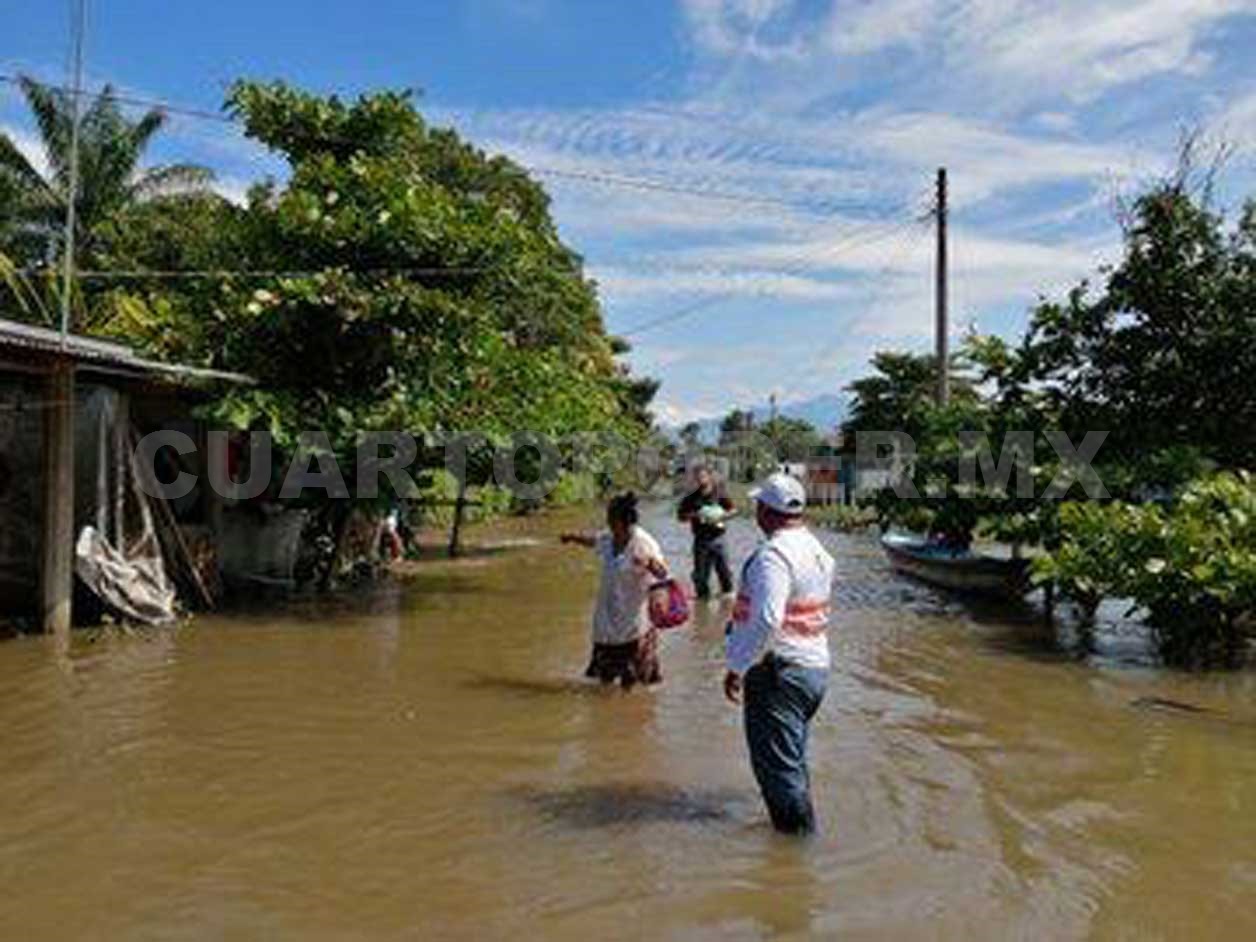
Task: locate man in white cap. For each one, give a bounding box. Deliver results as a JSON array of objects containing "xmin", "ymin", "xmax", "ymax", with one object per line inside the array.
[{"xmin": 724, "ymin": 472, "xmax": 835, "ymax": 835}]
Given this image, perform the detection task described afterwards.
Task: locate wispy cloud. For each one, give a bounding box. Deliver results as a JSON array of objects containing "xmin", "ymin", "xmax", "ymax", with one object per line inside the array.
[{"xmin": 686, "ymin": 0, "xmax": 1256, "ymax": 104}]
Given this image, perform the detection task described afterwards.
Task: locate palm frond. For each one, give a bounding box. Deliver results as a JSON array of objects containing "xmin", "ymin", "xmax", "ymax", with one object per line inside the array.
[
  {"xmin": 129, "ymin": 163, "xmax": 215, "ymax": 201},
  {"xmin": 0, "ymin": 251, "xmax": 56, "ymax": 326},
  {"xmin": 128, "ymin": 108, "xmax": 167, "ymax": 153},
  {"xmin": 16, "ymin": 75, "xmax": 70, "ymax": 187}
]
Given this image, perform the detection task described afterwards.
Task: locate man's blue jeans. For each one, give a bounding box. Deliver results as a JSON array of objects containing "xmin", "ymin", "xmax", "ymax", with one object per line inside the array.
[
  {"xmin": 743, "ymin": 656, "xmax": 828, "ymax": 835},
  {"xmin": 693, "ymin": 535, "xmax": 733, "ymax": 598}
]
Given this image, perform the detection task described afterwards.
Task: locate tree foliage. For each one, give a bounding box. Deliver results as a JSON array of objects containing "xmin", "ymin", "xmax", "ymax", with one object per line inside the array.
[
  {"xmin": 840, "ymin": 351, "xmax": 974, "ymax": 447},
  {"xmin": 847, "ymin": 153, "xmax": 1256, "ymax": 665},
  {"xmin": 0, "ymin": 75, "xmax": 212, "ymax": 275},
  {"xmin": 98, "ymin": 81, "xmax": 652, "ymax": 505},
  {"xmin": 1036, "ymin": 473, "xmax": 1256, "ymax": 667},
  {"xmin": 985, "ymin": 164, "xmax": 1256, "ymax": 471}
]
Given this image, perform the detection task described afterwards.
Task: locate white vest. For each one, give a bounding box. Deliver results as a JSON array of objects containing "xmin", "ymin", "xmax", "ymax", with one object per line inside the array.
[{"xmin": 727, "ymin": 526, "xmax": 835, "ymax": 673}]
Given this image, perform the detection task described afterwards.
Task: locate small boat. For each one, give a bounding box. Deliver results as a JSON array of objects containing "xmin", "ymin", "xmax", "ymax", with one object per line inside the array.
[{"xmin": 881, "ymin": 532, "xmax": 1030, "ymax": 598}]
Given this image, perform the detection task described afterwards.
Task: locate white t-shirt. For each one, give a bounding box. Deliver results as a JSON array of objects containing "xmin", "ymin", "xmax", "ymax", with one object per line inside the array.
[{"xmin": 592, "ymin": 526, "xmax": 664, "ymax": 645}]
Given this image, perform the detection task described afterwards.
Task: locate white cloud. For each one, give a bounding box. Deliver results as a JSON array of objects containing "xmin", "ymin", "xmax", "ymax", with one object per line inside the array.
[
  {"xmin": 212, "ymin": 175, "xmax": 253, "ymax": 206},
  {"xmin": 851, "ymin": 110, "xmax": 1150, "ymax": 205},
  {"xmin": 825, "ymin": 0, "xmax": 936, "ymax": 55},
  {"xmin": 1218, "ymin": 87, "xmax": 1256, "ymax": 151},
  {"xmin": 965, "ymin": 0, "xmax": 1247, "ymax": 102},
  {"xmin": 681, "ymin": 0, "xmax": 807, "ymax": 61},
  {"xmin": 593, "ymin": 263, "xmax": 859, "ymax": 303},
  {"xmin": 0, "ymin": 123, "xmax": 48, "ymax": 178},
  {"xmin": 448, "ymin": 100, "xmax": 1145, "ymax": 230},
  {"xmin": 689, "ymin": 0, "xmax": 1256, "ymax": 106},
  {"xmin": 1033, "ymin": 112, "xmax": 1078, "ymax": 134}
]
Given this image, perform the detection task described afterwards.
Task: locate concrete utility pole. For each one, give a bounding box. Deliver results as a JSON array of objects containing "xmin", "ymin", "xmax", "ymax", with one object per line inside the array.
[
  {"xmin": 769, "ymin": 393, "xmax": 779, "ymax": 467},
  {"xmin": 59, "ymin": 0, "xmax": 86, "ymax": 341},
  {"xmin": 42, "ymin": 0, "xmax": 87, "ymax": 639},
  {"xmin": 935, "ymin": 167, "xmax": 949, "ymax": 405}
]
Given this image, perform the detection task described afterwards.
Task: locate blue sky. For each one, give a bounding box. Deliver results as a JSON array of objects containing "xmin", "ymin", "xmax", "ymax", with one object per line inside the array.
[{"xmin": 5, "ymin": 0, "xmax": 1256, "ymax": 426}]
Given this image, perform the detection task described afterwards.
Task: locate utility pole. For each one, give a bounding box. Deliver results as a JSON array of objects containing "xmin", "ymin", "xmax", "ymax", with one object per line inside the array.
[
  {"xmin": 769, "ymin": 393, "xmax": 779, "ymax": 469},
  {"xmin": 60, "ymin": 0, "xmax": 87, "ymax": 341},
  {"xmin": 42, "ymin": 0, "xmax": 87, "ymax": 641},
  {"xmin": 935, "ymin": 167, "xmax": 949, "ymax": 405}
]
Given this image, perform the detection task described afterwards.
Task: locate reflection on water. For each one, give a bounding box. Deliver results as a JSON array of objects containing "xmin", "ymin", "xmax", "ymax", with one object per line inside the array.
[
  {"xmin": 463, "ymin": 674, "xmax": 611, "ymax": 699},
  {"xmin": 513, "ymin": 783, "xmax": 744, "ymax": 828},
  {"xmin": 1, "ymin": 502, "xmax": 1255, "ymax": 940}
]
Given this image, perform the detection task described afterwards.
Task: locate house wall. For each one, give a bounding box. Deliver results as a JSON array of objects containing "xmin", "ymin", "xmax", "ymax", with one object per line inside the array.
[
  {"xmin": 0, "ymin": 377, "xmax": 212, "ymax": 618},
  {"xmin": 0, "ymin": 380, "xmax": 44, "ymax": 614}
]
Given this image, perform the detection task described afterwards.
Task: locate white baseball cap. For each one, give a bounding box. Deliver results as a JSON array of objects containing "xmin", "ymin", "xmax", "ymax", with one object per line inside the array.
[{"xmin": 748, "ymin": 472, "xmax": 807, "ymax": 515}]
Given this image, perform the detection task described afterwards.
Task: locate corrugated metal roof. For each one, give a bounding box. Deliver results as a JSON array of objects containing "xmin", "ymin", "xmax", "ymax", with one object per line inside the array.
[{"xmin": 0, "ymin": 317, "xmax": 253, "ymax": 385}]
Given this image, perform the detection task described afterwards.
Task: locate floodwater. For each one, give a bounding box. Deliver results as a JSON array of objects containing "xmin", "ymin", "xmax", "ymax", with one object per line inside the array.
[{"xmin": 2, "ymin": 503, "xmax": 1255, "ymax": 940}]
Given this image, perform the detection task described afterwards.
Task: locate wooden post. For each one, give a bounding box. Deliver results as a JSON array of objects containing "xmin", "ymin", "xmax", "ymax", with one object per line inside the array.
[
  {"xmin": 40, "ymin": 360, "xmax": 76, "ymax": 638},
  {"xmin": 935, "ymin": 167, "xmax": 949, "ymax": 406}
]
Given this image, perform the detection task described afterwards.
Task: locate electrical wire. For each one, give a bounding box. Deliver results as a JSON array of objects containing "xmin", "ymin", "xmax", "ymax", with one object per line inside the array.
[
  {"xmin": 529, "ymin": 166, "xmax": 895, "ymax": 216},
  {"xmin": 0, "ymin": 72, "xmax": 900, "ymax": 219},
  {"xmin": 779, "ymin": 220, "xmax": 930, "ymax": 399},
  {"xmin": 17, "ymin": 265, "xmax": 492, "ymax": 281},
  {"xmin": 617, "ymin": 213, "xmax": 927, "ymax": 338}
]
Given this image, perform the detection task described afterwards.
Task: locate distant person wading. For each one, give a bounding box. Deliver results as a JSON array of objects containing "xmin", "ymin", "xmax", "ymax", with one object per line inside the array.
[
  {"xmin": 677, "ymin": 466, "xmax": 736, "ymax": 600},
  {"xmin": 724, "ymin": 473, "xmax": 836, "ymax": 836}
]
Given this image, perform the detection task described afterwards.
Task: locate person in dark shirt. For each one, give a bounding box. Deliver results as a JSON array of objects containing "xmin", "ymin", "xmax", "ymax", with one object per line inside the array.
[{"xmin": 677, "ymin": 466, "xmax": 737, "ymax": 600}]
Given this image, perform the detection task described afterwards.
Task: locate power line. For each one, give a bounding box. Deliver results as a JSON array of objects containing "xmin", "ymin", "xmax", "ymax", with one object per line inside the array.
[
  {"xmin": 16, "ymin": 265, "xmax": 492, "ymax": 281},
  {"xmin": 528, "ymin": 166, "xmax": 892, "ymax": 217},
  {"xmin": 0, "ymin": 72, "xmax": 234, "ymax": 125},
  {"xmin": 780, "ymin": 220, "xmax": 930, "ymax": 400},
  {"xmin": 0, "ymin": 73, "xmax": 900, "ymax": 217},
  {"xmin": 617, "ymin": 215, "xmax": 925, "ymax": 338}
]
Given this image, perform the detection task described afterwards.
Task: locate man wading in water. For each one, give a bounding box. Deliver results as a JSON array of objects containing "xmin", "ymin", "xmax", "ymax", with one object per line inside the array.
[
  {"xmin": 723, "ymin": 473, "xmax": 835, "ymax": 835},
  {"xmin": 561, "ymin": 493, "xmax": 671, "ymax": 689},
  {"xmin": 677, "ymin": 466, "xmax": 736, "ymax": 601}
]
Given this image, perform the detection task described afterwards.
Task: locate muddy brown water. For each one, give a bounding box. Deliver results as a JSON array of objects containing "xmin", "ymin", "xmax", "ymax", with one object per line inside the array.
[{"xmin": 2, "ymin": 503, "xmax": 1255, "ymax": 940}]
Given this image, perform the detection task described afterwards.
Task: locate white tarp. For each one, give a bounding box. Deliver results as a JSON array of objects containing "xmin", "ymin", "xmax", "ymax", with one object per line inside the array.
[
  {"xmin": 72, "ymin": 388, "xmax": 178, "ymax": 625},
  {"xmin": 74, "ymin": 525, "xmax": 176, "ymax": 625}
]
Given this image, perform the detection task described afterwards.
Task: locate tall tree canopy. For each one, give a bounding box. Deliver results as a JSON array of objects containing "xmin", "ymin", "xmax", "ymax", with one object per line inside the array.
[
  {"xmin": 841, "ymin": 351, "xmax": 974, "ymax": 448},
  {"xmin": 102, "ymin": 81, "xmax": 653, "ymax": 498},
  {"xmin": 978, "ymin": 160, "xmax": 1256, "ymax": 472}
]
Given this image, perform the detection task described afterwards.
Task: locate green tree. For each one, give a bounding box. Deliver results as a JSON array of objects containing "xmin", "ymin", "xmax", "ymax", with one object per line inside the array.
[
  {"xmin": 759, "ymin": 415, "xmax": 823, "ymax": 461},
  {"xmin": 998, "ymin": 164, "xmax": 1256, "ymax": 471},
  {"xmin": 0, "ymin": 75, "xmax": 212, "ymax": 279},
  {"xmin": 103, "ymin": 81, "xmax": 653, "ymax": 578},
  {"xmin": 841, "ymin": 351, "xmax": 973, "ymax": 448},
  {"xmin": 718, "ymin": 408, "xmax": 755, "ymax": 445},
  {"xmin": 1036, "ymin": 472, "xmax": 1256, "ymax": 667}
]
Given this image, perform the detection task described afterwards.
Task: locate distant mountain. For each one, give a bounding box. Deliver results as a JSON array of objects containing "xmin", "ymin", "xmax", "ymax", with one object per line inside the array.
[{"xmin": 667, "ymin": 393, "xmax": 848, "ymax": 443}]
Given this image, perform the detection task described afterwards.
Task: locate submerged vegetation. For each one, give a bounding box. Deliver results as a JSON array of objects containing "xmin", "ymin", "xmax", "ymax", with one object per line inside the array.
[{"xmin": 1036, "ymin": 473, "xmax": 1256, "ymax": 668}]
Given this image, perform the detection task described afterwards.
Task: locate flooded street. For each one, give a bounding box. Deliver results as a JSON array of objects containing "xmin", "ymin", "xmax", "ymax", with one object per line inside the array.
[{"xmin": 2, "ymin": 501, "xmax": 1255, "ymax": 940}]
